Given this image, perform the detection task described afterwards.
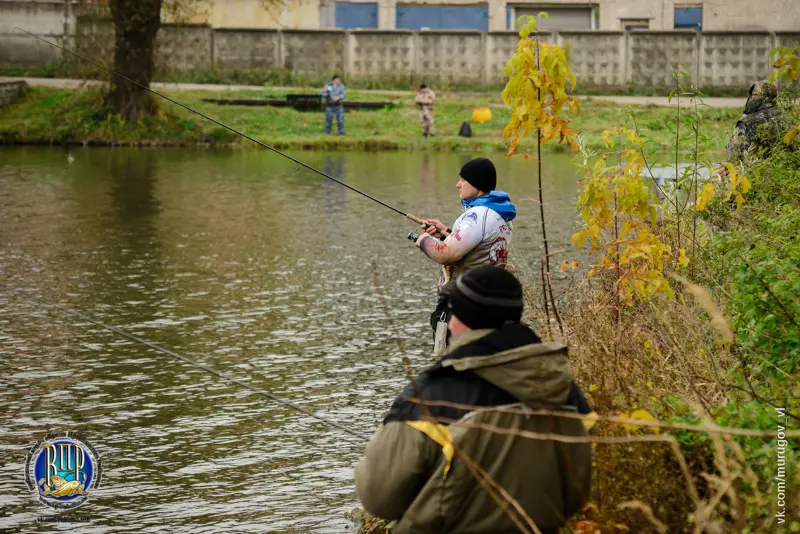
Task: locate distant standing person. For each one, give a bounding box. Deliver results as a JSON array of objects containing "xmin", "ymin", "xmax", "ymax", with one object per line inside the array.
[
  {"xmin": 415, "ymin": 83, "xmax": 436, "ymax": 137},
  {"xmin": 322, "ymin": 74, "xmax": 346, "ymax": 135}
]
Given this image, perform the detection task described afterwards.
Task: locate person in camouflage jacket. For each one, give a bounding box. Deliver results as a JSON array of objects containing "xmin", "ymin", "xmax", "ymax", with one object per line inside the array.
[
  {"xmin": 355, "ymin": 266, "xmax": 593, "ymax": 534},
  {"xmin": 415, "ymin": 83, "xmax": 436, "ymax": 137}
]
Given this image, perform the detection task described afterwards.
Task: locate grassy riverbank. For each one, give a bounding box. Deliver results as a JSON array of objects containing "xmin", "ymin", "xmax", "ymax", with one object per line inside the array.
[
  {"xmin": 543, "ymin": 89, "xmax": 800, "ymax": 531},
  {"xmin": 0, "ymin": 85, "xmax": 741, "ymax": 152},
  {"xmin": 0, "ymin": 63, "xmax": 752, "ymax": 97}
]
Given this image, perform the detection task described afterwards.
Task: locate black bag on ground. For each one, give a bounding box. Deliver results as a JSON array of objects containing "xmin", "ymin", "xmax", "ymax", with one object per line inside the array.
[{"xmin": 458, "ymin": 121, "xmax": 472, "ymax": 137}]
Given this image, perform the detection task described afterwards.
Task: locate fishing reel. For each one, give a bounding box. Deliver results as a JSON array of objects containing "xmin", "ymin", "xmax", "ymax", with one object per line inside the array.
[{"xmin": 407, "ymin": 232, "xmax": 419, "ymax": 242}]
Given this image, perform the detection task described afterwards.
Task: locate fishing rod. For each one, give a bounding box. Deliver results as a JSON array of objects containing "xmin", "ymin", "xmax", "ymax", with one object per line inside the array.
[
  {"xmin": 10, "ymin": 289, "xmax": 370, "ymax": 443},
  {"xmin": 14, "ymin": 27, "xmax": 446, "ymax": 232}
]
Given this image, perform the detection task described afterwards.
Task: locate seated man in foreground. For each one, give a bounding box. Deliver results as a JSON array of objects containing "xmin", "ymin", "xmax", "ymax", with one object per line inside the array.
[{"xmin": 355, "ymin": 266, "xmax": 592, "ymax": 533}]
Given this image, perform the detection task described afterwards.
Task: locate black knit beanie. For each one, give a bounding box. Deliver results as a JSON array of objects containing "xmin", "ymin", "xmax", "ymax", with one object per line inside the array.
[
  {"xmin": 459, "ymin": 158, "xmax": 496, "ymax": 193},
  {"xmin": 448, "ymin": 266, "xmax": 523, "ymax": 329}
]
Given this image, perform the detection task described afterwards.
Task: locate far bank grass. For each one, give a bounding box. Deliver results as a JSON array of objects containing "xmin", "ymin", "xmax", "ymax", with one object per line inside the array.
[
  {"xmin": 0, "ymin": 63, "xmax": 752, "ymax": 97},
  {"xmin": 0, "ymin": 86, "xmax": 741, "ymax": 152}
]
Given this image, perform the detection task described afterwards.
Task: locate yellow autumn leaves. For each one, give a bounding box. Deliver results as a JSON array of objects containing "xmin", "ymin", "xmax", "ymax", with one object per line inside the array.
[
  {"xmin": 571, "ymin": 127, "xmax": 753, "ymax": 305},
  {"xmin": 770, "ymin": 45, "xmax": 800, "ymax": 84},
  {"xmin": 500, "ymin": 16, "xmax": 756, "ymax": 308},
  {"xmin": 572, "ymin": 128, "xmax": 680, "ymax": 305},
  {"xmin": 785, "ymin": 123, "xmax": 800, "ymax": 145},
  {"xmin": 617, "ymin": 409, "xmax": 659, "ymax": 434},
  {"xmin": 501, "ymin": 15, "xmax": 579, "ymax": 157},
  {"xmin": 769, "ymin": 46, "xmax": 800, "ymax": 145},
  {"xmin": 694, "ymin": 163, "xmax": 752, "ymax": 211}
]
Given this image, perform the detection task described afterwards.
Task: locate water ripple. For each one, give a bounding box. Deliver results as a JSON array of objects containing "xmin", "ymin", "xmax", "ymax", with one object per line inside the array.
[{"xmin": 0, "ymin": 147, "xmax": 580, "ymax": 532}]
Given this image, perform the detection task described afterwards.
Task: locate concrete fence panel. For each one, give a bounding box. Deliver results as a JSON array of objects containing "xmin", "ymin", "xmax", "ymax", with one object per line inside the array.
[
  {"xmin": 348, "ymin": 30, "xmax": 414, "ymax": 78},
  {"xmin": 0, "ymin": 1, "xmax": 65, "ymax": 35},
  {"xmin": 416, "ymin": 31, "xmax": 484, "ymax": 83},
  {"xmin": 776, "ymin": 32, "xmax": 800, "ymax": 49},
  {"xmin": 700, "ymin": 32, "xmax": 773, "ymax": 89},
  {"xmin": 282, "ymin": 30, "xmax": 346, "ymax": 76},
  {"xmin": 157, "ymin": 24, "xmax": 213, "ymax": 72},
  {"xmin": 486, "ymin": 32, "xmax": 520, "ymax": 84},
  {"xmin": 1, "ymin": 0, "xmax": 794, "ymax": 94},
  {"xmin": 559, "ymin": 31, "xmax": 625, "ymax": 89},
  {"xmin": 0, "ymin": 0, "xmax": 67, "ymax": 65},
  {"xmin": 214, "ymin": 28, "xmax": 280, "ymax": 70},
  {"xmin": 485, "ymin": 31, "xmax": 556, "ymax": 84},
  {"xmin": 0, "ymin": 34, "xmax": 62, "ymax": 65},
  {"xmin": 629, "ymin": 31, "xmax": 697, "ymax": 88},
  {"xmin": 71, "ymin": 16, "xmax": 113, "ymax": 74}
]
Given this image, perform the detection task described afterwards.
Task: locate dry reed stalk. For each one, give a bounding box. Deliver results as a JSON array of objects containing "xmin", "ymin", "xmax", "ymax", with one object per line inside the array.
[
  {"xmin": 406, "ymin": 398, "xmax": 800, "ymax": 438},
  {"xmin": 617, "ymin": 501, "xmax": 668, "ymax": 533}
]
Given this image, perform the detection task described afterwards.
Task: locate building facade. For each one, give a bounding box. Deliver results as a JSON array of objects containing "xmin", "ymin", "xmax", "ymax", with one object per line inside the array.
[
  {"xmin": 2, "ymin": 0, "xmax": 798, "ymax": 89},
  {"xmin": 194, "ymin": 0, "xmax": 800, "ymax": 32},
  {"xmin": 2, "ymin": 1, "xmax": 796, "ymax": 33}
]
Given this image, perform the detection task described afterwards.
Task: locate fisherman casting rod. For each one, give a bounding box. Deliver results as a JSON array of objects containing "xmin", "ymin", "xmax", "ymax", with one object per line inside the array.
[
  {"xmin": 11, "ymin": 289, "xmax": 370, "ymax": 443},
  {"xmin": 15, "ymin": 27, "xmax": 434, "ymax": 228}
]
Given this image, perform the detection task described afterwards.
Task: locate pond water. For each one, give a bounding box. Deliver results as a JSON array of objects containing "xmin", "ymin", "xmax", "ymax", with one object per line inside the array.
[{"xmin": 0, "ymin": 147, "xmax": 582, "ymax": 532}]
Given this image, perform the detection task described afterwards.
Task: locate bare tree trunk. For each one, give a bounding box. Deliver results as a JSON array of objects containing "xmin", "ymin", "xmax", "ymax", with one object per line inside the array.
[{"xmin": 105, "ymin": 0, "xmax": 162, "ymax": 120}]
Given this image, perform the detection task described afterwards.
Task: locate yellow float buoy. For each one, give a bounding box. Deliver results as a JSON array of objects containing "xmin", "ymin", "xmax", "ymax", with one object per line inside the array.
[{"xmin": 472, "ymin": 107, "xmax": 492, "ymax": 123}]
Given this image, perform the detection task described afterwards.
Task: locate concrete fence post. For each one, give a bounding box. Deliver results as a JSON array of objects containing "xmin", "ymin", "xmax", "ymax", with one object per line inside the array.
[
  {"xmin": 481, "ymin": 32, "xmax": 490, "ymax": 85},
  {"xmin": 694, "ymin": 31, "xmax": 702, "ymax": 86},
  {"xmin": 411, "ymin": 31, "xmax": 420, "ymax": 78},
  {"xmin": 344, "ymin": 31, "xmax": 356, "ymax": 78},
  {"xmin": 276, "ymin": 29, "xmax": 285, "ymax": 69},
  {"xmin": 623, "ymin": 30, "xmax": 631, "ymax": 85},
  {"xmin": 616, "ymin": 31, "xmax": 626, "ymax": 86},
  {"xmin": 62, "ymin": 0, "xmax": 70, "ymax": 51},
  {"xmin": 770, "ymin": 31, "xmax": 778, "ymax": 71},
  {"xmin": 209, "ymin": 27, "xmax": 216, "ymax": 66}
]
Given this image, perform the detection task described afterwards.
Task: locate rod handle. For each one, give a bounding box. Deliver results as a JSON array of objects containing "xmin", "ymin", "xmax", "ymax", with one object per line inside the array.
[{"xmin": 407, "ymin": 214, "xmax": 451, "ymax": 237}]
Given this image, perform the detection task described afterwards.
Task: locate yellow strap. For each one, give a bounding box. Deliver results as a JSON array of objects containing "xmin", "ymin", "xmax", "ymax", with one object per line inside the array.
[
  {"xmin": 405, "ymin": 421, "xmax": 455, "ymax": 480},
  {"xmin": 407, "ymin": 413, "xmax": 595, "ymax": 478}
]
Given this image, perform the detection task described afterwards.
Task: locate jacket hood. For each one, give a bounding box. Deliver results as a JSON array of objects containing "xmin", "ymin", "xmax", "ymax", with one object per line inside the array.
[
  {"xmin": 440, "ymin": 323, "xmax": 572, "ymax": 406},
  {"xmin": 462, "ymin": 190, "xmax": 517, "ymax": 222}
]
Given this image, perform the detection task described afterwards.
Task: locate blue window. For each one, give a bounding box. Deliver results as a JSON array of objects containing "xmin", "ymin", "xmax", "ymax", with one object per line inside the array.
[
  {"xmin": 336, "ymin": 2, "xmax": 379, "ymax": 29},
  {"xmin": 396, "ymin": 5, "xmax": 489, "ymax": 31},
  {"xmin": 506, "ymin": 6, "xmax": 513, "ymax": 30},
  {"xmin": 674, "ymin": 7, "xmax": 702, "ymax": 30}
]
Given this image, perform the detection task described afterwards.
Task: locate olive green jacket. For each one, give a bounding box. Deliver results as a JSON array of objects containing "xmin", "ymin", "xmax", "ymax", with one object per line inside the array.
[{"xmin": 355, "ymin": 325, "xmax": 592, "ymax": 533}]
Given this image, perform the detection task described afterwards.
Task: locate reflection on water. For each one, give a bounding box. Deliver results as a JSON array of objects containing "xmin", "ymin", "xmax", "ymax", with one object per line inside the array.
[
  {"xmin": 645, "ymin": 163, "xmax": 712, "ymax": 186},
  {"xmin": 0, "ymin": 147, "xmax": 581, "ymax": 532}
]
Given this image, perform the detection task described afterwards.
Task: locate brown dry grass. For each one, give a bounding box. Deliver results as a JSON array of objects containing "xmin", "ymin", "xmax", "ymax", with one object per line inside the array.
[
  {"xmin": 513, "ymin": 261, "xmax": 797, "ymax": 533},
  {"xmin": 564, "ymin": 277, "xmax": 734, "ymax": 415}
]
